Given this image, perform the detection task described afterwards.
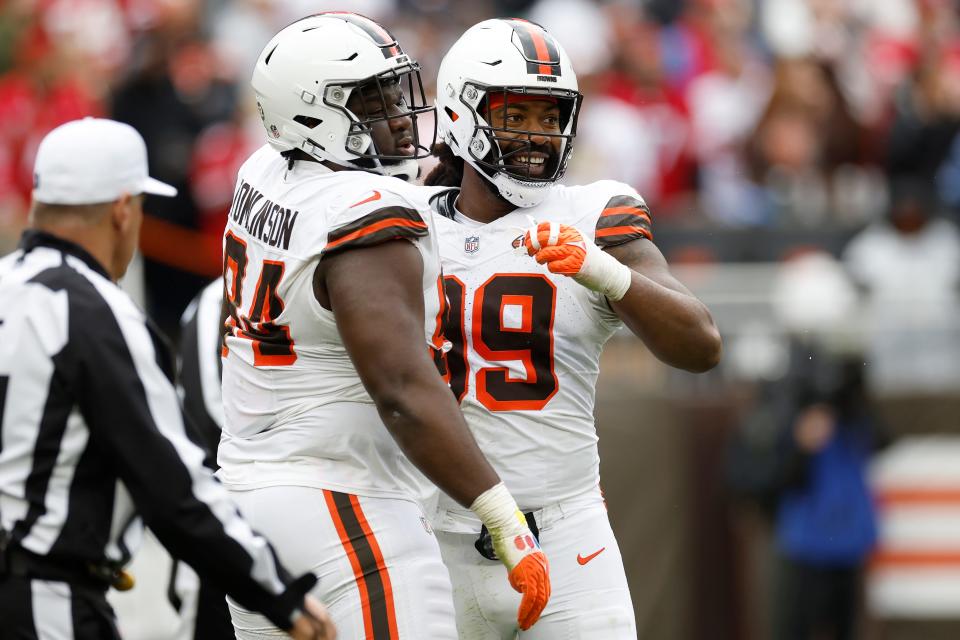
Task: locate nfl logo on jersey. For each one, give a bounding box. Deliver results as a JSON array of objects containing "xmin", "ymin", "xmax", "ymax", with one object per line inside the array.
[{"xmin": 464, "ymin": 236, "xmax": 480, "ymax": 253}]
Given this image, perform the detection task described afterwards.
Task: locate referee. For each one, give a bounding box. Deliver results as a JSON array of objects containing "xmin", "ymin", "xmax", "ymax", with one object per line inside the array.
[
  {"xmin": 169, "ymin": 278, "xmax": 233, "ymax": 638},
  {"xmin": 0, "ymin": 118, "xmax": 335, "ymax": 640}
]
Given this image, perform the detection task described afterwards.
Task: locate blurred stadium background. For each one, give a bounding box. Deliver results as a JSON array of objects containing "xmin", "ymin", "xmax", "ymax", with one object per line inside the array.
[{"xmin": 3, "ymin": 0, "xmax": 960, "ymax": 638}]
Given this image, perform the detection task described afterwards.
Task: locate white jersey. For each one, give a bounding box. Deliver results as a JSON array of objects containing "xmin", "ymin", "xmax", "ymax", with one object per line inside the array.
[
  {"xmin": 428, "ymin": 180, "xmax": 653, "ymax": 525},
  {"xmin": 217, "ymin": 145, "xmax": 445, "ymax": 498}
]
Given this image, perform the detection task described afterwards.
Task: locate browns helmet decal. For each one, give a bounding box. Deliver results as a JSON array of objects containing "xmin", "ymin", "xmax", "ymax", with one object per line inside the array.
[
  {"xmin": 318, "ymin": 12, "xmax": 403, "ymax": 58},
  {"xmin": 505, "ymin": 19, "xmax": 562, "ymax": 76}
]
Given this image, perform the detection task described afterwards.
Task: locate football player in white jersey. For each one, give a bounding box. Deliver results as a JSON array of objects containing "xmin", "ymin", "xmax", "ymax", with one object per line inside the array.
[
  {"xmin": 422, "ymin": 19, "xmax": 723, "ymax": 639},
  {"xmin": 217, "ymin": 13, "xmax": 550, "ymax": 639}
]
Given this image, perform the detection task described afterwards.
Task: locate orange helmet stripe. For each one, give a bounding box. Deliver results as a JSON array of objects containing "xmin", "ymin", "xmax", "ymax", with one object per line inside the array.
[
  {"xmin": 319, "ymin": 12, "xmax": 403, "ymax": 58},
  {"xmin": 506, "ymin": 19, "xmax": 561, "ymax": 76}
]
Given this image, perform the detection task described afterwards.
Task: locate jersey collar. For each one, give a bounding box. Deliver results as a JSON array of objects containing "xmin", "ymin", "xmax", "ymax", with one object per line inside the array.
[{"xmin": 18, "ymin": 229, "xmax": 111, "ymax": 280}]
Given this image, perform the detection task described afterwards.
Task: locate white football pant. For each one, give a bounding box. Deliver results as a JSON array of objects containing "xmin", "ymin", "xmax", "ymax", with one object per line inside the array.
[
  {"xmin": 437, "ymin": 496, "xmax": 636, "ymax": 639},
  {"xmin": 225, "ymin": 485, "xmax": 457, "ymax": 639}
]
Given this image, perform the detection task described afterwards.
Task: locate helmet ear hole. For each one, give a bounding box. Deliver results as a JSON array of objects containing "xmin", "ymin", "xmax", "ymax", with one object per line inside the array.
[{"xmin": 293, "ymin": 115, "xmax": 323, "ymax": 129}]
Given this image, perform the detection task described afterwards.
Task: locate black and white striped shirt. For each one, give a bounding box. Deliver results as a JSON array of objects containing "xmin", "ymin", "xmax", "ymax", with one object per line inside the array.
[
  {"xmin": 178, "ymin": 279, "xmax": 224, "ymax": 454},
  {"xmin": 0, "ymin": 230, "xmax": 312, "ymax": 628}
]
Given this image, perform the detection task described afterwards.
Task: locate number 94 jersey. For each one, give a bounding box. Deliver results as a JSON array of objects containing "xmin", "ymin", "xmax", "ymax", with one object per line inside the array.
[
  {"xmin": 429, "ymin": 181, "xmax": 653, "ymax": 517},
  {"xmin": 218, "ymin": 145, "xmax": 445, "ymax": 498}
]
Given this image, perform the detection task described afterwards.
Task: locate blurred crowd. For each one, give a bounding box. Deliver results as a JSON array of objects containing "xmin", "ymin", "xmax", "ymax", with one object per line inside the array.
[{"xmin": 1, "ymin": 0, "xmax": 960, "ymax": 333}]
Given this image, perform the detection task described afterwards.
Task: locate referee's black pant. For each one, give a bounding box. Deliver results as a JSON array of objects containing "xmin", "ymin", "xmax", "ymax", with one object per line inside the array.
[{"xmin": 0, "ymin": 575, "xmax": 120, "ymax": 639}]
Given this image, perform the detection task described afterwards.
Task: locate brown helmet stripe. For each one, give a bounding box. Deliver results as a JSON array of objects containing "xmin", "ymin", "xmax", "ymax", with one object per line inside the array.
[
  {"xmin": 320, "ymin": 12, "xmax": 403, "ymax": 58},
  {"xmin": 506, "ymin": 19, "xmax": 562, "ymax": 76}
]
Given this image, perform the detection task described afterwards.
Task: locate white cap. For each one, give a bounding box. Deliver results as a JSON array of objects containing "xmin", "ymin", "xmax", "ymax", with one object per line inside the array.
[{"xmin": 32, "ymin": 117, "xmax": 177, "ymax": 205}]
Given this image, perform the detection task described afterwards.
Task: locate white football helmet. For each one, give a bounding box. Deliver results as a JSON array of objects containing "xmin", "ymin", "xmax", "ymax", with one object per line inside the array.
[
  {"xmin": 435, "ymin": 18, "xmax": 582, "ymax": 207},
  {"xmin": 252, "ymin": 12, "xmax": 434, "ymax": 181}
]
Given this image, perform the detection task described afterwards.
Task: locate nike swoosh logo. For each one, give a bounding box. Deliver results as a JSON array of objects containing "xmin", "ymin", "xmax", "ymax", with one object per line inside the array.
[
  {"xmin": 577, "ymin": 547, "xmax": 606, "ymax": 565},
  {"xmin": 349, "ymin": 190, "xmax": 381, "ymax": 208}
]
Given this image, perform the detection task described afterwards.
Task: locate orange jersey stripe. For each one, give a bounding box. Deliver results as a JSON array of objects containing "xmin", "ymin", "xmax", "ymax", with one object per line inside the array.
[
  {"xmin": 877, "ymin": 488, "xmax": 960, "ymax": 506},
  {"xmin": 325, "ymin": 218, "xmax": 428, "ymax": 251},
  {"xmin": 595, "ymin": 225, "xmax": 652, "ymax": 239},
  {"xmin": 431, "ymin": 275, "xmax": 447, "ymax": 350},
  {"xmin": 871, "ymin": 550, "xmax": 960, "ymax": 568},
  {"xmin": 348, "ymin": 494, "xmax": 399, "ymax": 639},
  {"xmin": 324, "ymin": 490, "xmax": 376, "ymax": 638}
]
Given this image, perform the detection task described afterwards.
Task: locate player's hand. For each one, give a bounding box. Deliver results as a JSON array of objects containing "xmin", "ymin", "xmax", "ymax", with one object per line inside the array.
[
  {"xmin": 471, "ymin": 483, "xmax": 551, "ymax": 629},
  {"xmin": 288, "ymin": 596, "xmax": 336, "ymax": 640},
  {"xmin": 488, "ymin": 515, "xmax": 551, "ymax": 630},
  {"xmin": 521, "ymin": 221, "xmax": 632, "ymax": 301},
  {"xmin": 522, "ymin": 220, "xmax": 588, "ymax": 275}
]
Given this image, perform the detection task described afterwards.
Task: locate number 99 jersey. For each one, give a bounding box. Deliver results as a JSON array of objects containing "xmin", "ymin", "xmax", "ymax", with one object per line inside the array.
[
  {"xmin": 428, "ymin": 180, "xmax": 653, "ymax": 520},
  {"xmin": 217, "ymin": 144, "xmax": 446, "ymax": 498}
]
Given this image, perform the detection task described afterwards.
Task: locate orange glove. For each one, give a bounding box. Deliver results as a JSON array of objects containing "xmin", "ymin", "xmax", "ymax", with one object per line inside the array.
[
  {"xmin": 471, "ymin": 483, "xmax": 552, "ymax": 630},
  {"xmin": 524, "ymin": 222, "xmax": 588, "ymax": 274},
  {"xmin": 508, "ymin": 549, "xmax": 551, "ymax": 630},
  {"xmin": 522, "ymin": 220, "xmax": 632, "ymax": 301}
]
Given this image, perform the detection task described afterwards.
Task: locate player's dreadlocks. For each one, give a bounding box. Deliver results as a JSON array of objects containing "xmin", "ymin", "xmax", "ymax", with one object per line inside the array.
[{"xmin": 424, "ymin": 142, "xmax": 464, "ymax": 187}]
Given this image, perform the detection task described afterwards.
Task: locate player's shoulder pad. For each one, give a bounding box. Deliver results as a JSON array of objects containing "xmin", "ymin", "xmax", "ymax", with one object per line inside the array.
[
  {"xmin": 422, "ymin": 186, "xmax": 459, "ymax": 221},
  {"xmin": 234, "ymin": 144, "xmax": 277, "ymax": 182},
  {"xmin": 579, "ymin": 180, "xmax": 653, "ymax": 249},
  {"xmin": 322, "ymin": 175, "xmax": 431, "ymax": 258}
]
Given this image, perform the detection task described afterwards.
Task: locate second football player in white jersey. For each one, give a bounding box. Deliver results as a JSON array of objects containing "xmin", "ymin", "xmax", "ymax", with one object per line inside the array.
[
  {"xmin": 217, "ymin": 13, "xmax": 550, "ymax": 639},
  {"xmin": 423, "ymin": 19, "xmax": 723, "ymax": 639}
]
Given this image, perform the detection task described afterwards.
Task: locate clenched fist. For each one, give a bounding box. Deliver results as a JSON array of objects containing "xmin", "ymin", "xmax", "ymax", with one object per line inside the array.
[{"xmin": 521, "ymin": 221, "xmax": 632, "ymax": 301}]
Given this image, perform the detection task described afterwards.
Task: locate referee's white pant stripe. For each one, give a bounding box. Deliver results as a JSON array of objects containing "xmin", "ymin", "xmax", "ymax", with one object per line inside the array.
[{"xmin": 31, "ymin": 579, "xmax": 75, "ymax": 639}]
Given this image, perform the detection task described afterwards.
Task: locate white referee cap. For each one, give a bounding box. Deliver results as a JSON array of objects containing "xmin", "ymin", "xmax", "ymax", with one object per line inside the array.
[{"xmin": 32, "ymin": 117, "xmax": 177, "ymax": 205}]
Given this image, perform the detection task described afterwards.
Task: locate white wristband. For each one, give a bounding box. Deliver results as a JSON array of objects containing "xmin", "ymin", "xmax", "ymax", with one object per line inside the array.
[
  {"xmin": 575, "ymin": 243, "xmax": 633, "ymax": 301},
  {"xmin": 470, "ymin": 482, "xmax": 526, "ymax": 534}
]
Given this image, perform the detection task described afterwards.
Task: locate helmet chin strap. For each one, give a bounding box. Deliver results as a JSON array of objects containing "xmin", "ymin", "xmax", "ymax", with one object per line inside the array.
[
  {"xmin": 377, "ymin": 158, "xmax": 420, "ymax": 182},
  {"xmin": 480, "ymin": 169, "xmax": 508, "ymax": 200},
  {"xmin": 461, "ymin": 157, "xmax": 547, "ymax": 208},
  {"xmin": 490, "ymin": 172, "xmax": 550, "ymax": 208},
  {"xmin": 353, "ymin": 134, "xmax": 420, "ymax": 182},
  {"xmin": 320, "ymin": 136, "xmax": 419, "ymax": 182}
]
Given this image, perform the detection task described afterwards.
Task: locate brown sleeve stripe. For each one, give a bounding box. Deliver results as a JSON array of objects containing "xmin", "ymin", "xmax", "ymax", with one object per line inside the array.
[
  {"xmin": 595, "ymin": 195, "xmax": 653, "ymax": 247},
  {"xmin": 603, "ymin": 194, "xmax": 647, "ymax": 209},
  {"xmin": 328, "ymin": 206, "xmax": 425, "ymax": 241},
  {"xmin": 599, "ymin": 211, "xmax": 651, "ymax": 230},
  {"xmin": 323, "ymin": 218, "xmax": 428, "ymax": 255},
  {"xmin": 600, "ymin": 205, "xmax": 651, "ymax": 223},
  {"xmin": 324, "ymin": 206, "xmax": 427, "ymax": 255}
]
